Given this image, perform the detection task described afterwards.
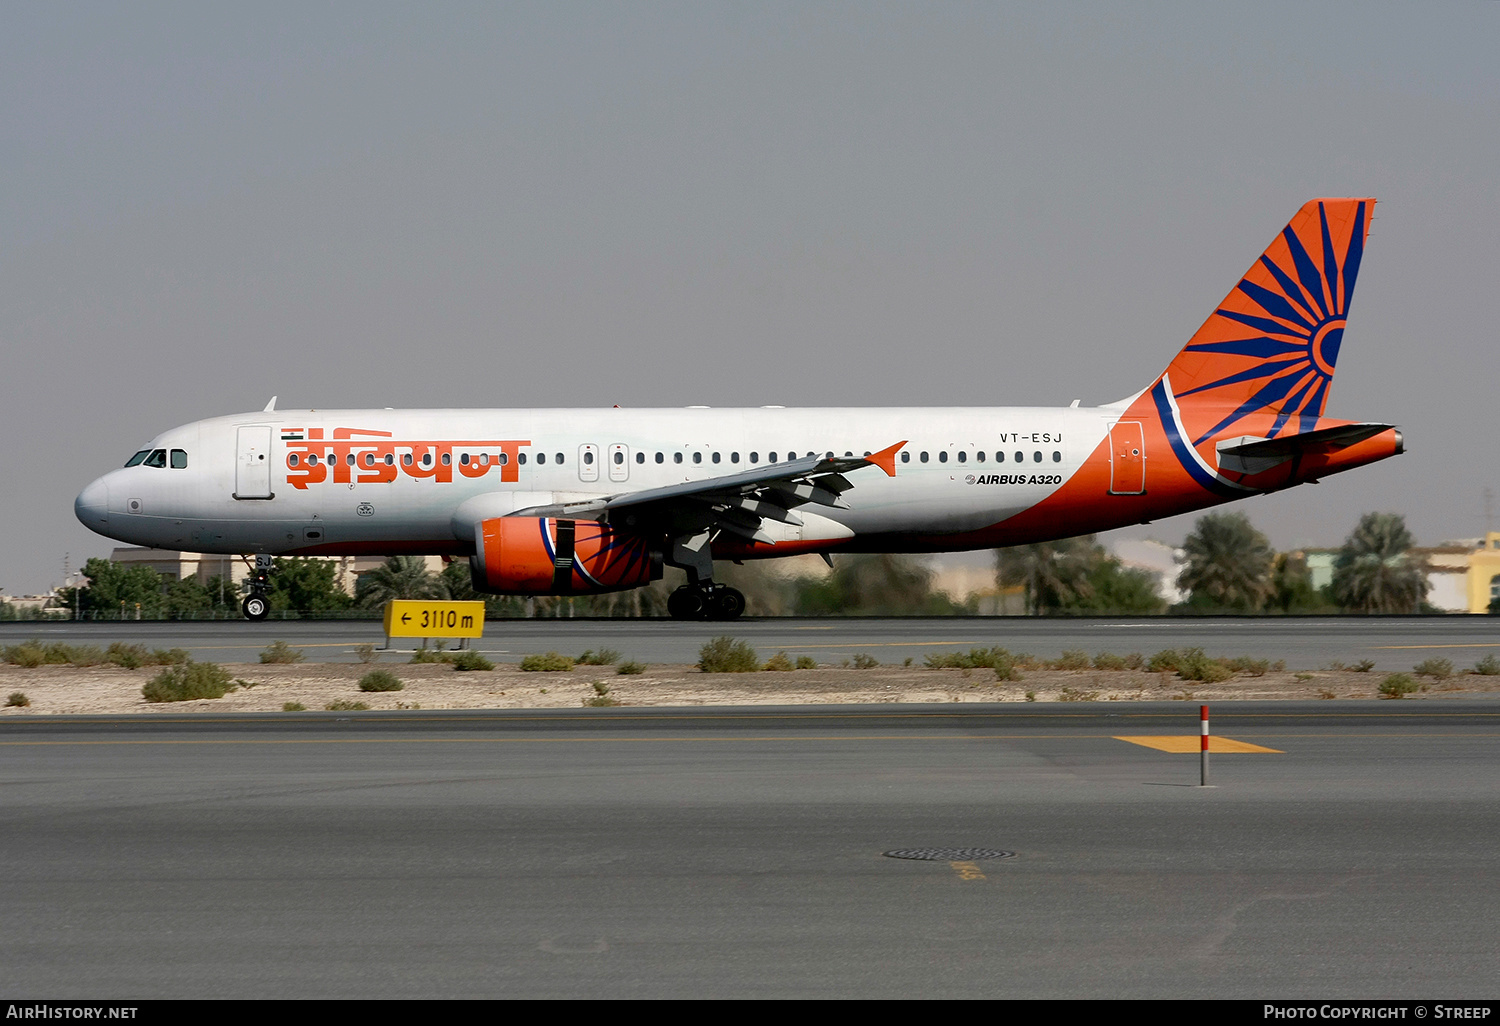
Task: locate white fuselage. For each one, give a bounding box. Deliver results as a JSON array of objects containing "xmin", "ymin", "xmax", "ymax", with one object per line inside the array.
[{"xmin": 75, "ymin": 406, "xmax": 1106, "ymax": 556}]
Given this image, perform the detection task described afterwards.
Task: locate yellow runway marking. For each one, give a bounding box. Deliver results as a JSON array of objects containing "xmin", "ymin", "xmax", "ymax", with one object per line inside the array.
[
  {"xmin": 1114, "ymin": 735, "xmax": 1283, "ymax": 754},
  {"xmin": 950, "ymin": 861, "xmax": 986, "ymax": 881}
]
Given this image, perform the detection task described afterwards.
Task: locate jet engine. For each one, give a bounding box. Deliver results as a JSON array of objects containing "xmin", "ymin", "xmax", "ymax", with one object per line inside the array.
[{"xmin": 469, "ymin": 517, "xmax": 662, "ymax": 595}]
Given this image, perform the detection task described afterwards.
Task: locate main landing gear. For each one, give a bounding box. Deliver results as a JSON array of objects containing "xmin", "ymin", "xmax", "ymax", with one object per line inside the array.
[
  {"xmin": 241, "ymin": 554, "xmax": 273, "ymax": 621},
  {"xmin": 667, "ymin": 584, "xmax": 746, "ymax": 621}
]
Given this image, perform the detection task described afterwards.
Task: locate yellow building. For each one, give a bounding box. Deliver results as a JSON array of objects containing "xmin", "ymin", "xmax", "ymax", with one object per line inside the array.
[{"xmin": 1467, "ymin": 532, "xmax": 1500, "ymax": 614}]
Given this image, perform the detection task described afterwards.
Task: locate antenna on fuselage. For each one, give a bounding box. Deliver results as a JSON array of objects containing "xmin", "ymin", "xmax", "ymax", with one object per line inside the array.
[{"xmin": 263, "ymin": 396, "xmax": 278, "ymax": 412}]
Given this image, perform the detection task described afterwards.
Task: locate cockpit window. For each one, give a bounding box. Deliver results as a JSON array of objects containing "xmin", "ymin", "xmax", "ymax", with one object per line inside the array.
[
  {"xmin": 143, "ymin": 449, "xmax": 168, "ymax": 469},
  {"xmin": 124, "ymin": 450, "xmax": 151, "ymax": 467},
  {"xmin": 170, "ymin": 449, "xmax": 188, "ymax": 469}
]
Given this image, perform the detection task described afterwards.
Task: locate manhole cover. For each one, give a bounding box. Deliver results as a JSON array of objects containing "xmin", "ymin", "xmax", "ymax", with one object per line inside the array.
[{"xmin": 882, "ymin": 847, "xmax": 1016, "ymax": 861}]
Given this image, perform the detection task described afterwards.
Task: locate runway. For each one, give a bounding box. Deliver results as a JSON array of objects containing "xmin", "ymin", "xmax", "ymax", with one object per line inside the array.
[
  {"xmin": 4, "ymin": 615, "xmax": 1499, "ymax": 670},
  {"xmin": 2, "ymin": 703, "xmax": 1497, "ymax": 998}
]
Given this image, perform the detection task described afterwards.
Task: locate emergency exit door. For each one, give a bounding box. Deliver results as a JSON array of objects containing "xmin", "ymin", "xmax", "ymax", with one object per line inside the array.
[{"xmin": 1108, "ymin": 421, "xmax": 1145, "ymax": 495}]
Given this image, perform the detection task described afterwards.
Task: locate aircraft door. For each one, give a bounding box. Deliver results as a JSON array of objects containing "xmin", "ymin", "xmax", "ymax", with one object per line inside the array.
[
  {"xmin": 608, "ymin": 443, "xmax": 629, "ymax": 482},
  {"xmin": 235, "ymin": 425, "xmax": 274, "ymax": 499},
  {"xmin": 1108, "ymin": 421, "xmax": 1145, "ymax": 495},
  {"xmin": 578, "ymin": 444, "xmax": 600, "ymax": 483}
]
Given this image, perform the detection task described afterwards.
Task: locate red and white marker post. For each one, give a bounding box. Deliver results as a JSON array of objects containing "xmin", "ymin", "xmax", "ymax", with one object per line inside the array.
[{"xmin": 1200, "ymin": 704, "xmax": 1210, "ymax": 786}]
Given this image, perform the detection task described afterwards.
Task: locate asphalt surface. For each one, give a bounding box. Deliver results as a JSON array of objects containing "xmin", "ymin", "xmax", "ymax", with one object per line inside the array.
[
  {"xmin": 2, "ymin": 703, "xmax": 1497, "ymax": 998},
  {"xmin": 5, "ymin": 615, "xmax": 1499, "ymax": 670}
]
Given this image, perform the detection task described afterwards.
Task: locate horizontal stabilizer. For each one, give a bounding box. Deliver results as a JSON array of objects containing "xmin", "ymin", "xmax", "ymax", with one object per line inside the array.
[{"xmin": 1217, "ymin": 423, "xmax": 1394, "ymax": 475}]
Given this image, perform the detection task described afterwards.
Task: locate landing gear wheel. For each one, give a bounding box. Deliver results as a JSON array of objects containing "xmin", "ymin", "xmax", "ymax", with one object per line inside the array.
[
  {"xmin": 708, "ymin": 586, "xmax": 746, "ymax": 621},
  {"xmin": 667, "ymin": 587, "xmax": 705, "ymax": 620},
  {"xmin": 242, "ymin": 595, "xmax": 269, "ymax": 621}
]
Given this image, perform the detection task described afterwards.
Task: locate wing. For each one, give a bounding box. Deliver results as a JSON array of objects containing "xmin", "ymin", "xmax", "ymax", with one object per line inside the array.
[{"xmin": 510, "ymin": 440, "xmax": 908, "ymax": 545}]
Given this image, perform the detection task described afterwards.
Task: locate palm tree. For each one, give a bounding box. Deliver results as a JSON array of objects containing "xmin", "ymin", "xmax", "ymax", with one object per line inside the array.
[
  {"xmin": 996, "ymin": 536, "xmax": 1103, "ymax": 614},
  {"xmin": 1177, "ymin": 512, "xmax": 1274, "ymax": 611},
  {"xmin": 1331, "ymin": 513, "xmax": 1429, "ymax": 613},
  {"xmin": 356, "ymin": 556, "xmax": 450, "ymax": 607}
]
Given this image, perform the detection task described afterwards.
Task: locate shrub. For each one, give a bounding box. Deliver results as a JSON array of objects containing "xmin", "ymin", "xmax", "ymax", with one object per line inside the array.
[
  {"xmin": 1024, "ymin": 690, "xmax": 1036, "ymax": 702},
  {"xmin": 141, "ymin": 662, "xmax": 237, "ymax": 703},
  {"xmin": 1148, "ymin": 649, "xmax": 1181, "ymax": 673},
  {"xmin": 1379, "ymin": 673, "xmax": 1419, "ymax": 699},
  {"xmin": 1093, "ymin": 652, "xmax": 1127, "ymax": 670},
  {"xmin": 1175, "ymin": 648, "xmax": 1232, "ymax": 683},
  {"xmin": 1058, "ymin": 687, "xmax": 1100, "ymax": 702},
  {"xmin": 795, "ymin": 655, "xmax": 818, "ymax": 670},
  {"xmin": 151, "ymin": 648, "xmax": 190, "ymax": 665},
  {"xmin": 1413, "ymin": 657, "xmax": 1454, "ymax": 679},
  {"xmin": 105, "ymin": 642, "xmax": 147, "ymax": 669},
  {"xmin": 6, "ymin": 692, "xmax": 29, "ymax": 708},
  {"xmin": 1050, "ymin": 649, "xmax": 1091, "ymax": 670},
  {"xmin": 576, "ymin": 648, "xmax": 621, "ymax": 666},
  {"xmin": 851, "ymin": 652, "xmax": 879, "ymax": 670},
  {"xmin": 584, "ymin": 681, "xmax": 619, "ymax": 707},
  {"xmin": 259, "ymin": 640, "xmax": 305, "ymax": 664},
  {"xmin": 1224, "ymin": 656, "xmax": 1270, "ymax": 677},
  {"xmin": 1123, "ymin": 652, "xmax": 1146, "ymax": 670},
  {"xmin": 616, "ymin": 660, "xmax": 645, "ymax": 675},
  {"xmin": 3, "ymin": 642, "xmax": 45, "ymax": 667},
  {"xmin": 354, "ymin": 644, "xmax": 378, "ymax": 664},
  {"xmin": 1473, "ymin": 655, "xmax": 1500, "ymax": 676},
  {"xmin": 40, "ymin": 643, "xmax": 73, "ymax": 665},
  {"xmin": 282, "ymin": 701, "xmax": 306, "ymax": 712},
  {"xmin": 1351, "ymin": 659, "xmax": 1376, "ymax": 673},
  {"xmin": 410, "ymin": 647, "xmax": 449, "ymax": 664},
  {"xmin": 763, "ymin": 651, "xmax": 794, "ymax": 672},
  {"xmin": 64, "ymin": 645, "xmax": 107, "ymax": 666},
  {"xmin": 520, "ymin": 652, "xmax": 575, "ymax": 672},
  {"xmin": 326, "ymin": 700, "xmax": 370, "ymax": 711},
  {"xmin": 925, "ymin": 647, "xmax": 1012, "ymax": 670},
  {"xmin": 698, "ymin": 637, "xmax": 759, "ymax": 673},
  {"xmin": 450, "ymin": 650, "xmax": 494, "ymax": 671},
  {"xmin": 359, "ymin": 669, "xmax": 404, "ymax": 692}
]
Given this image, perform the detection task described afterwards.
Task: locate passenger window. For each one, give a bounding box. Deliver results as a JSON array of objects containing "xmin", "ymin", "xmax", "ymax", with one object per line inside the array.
[
  {"xmin": 712, "ymin": 452, "xmax": 721, "ymax": 464},
  {"xmin": 920, "ymin": 452, "xmax": 929, "ymax": 463},
  {"xmin": 125, "ymin": 450, "xmax": 150, "ymax": 467},
  {"xmin": 422, "ymin": 453, "xmax": 432, "ymax": 467},
  {"xmin": 976, "ymin": 451, "xmax": 985, "ymax": 462},
  {"xmin": 385, "ymin": 454, "xmax": 394, "ymax": 466},
  {"xmin": 556, "ymin": 453, "xmax": 564, "ymax": 465},
  {"xmin": 1014, "ymin": 451, "xmax": 1023, "ymax": 463},
  {"xmin": 656, "ymin": 452, "xmax": 664, "ymax": 464},
  {"xmin": 498, "ymin": 453, "xmax": 508, "ymax": 466},
  {"xmin": 144, "ymin": 449, "xmax": 167, "ymax": 468},
  {"xmin": 844, "ymin": 451, "xmax": 853, "ymax": 457},
  {"xmin": 1033, "ymin": 451, "xmax": 1042, "ymax": 463},
  {"xmin": 170, "ymin": 450, "xmax": 188, "ymax": 468},
  {"xmin": 900, "ymin": 451, "xmax": 910, "ymax": 463},
  {"xmin": 517, "ymin": 453, "xmax": 526, "ymax": 465},
  {"xmin": 459, "ymin": 453, "xmax": 469, "ymax": 465},
  {"xmin": 308, "ymin": 454, "xmax": 319, "ymax": 467},
  {"xmin": 636, "ymin": 452, "xmax": 645, "ymax": 464},
  {"xmin": 674, "ymin": 453, "xmax": 683, "ymax": 464},
  {"xmin": 996, "ymin": 451, "xmax": 1004, "ymax": 462},
  {"xmin": 613, "ymin": 451, "xmax": 624, "ymax": 465},
  {"xmin": 938, "ymin": 451, "xmax": 948, "ymax": 463},
  {"xmin": 693, "ymin": 452, "xmax": 702, "ymax": 464},
  {"xmin": 1052, "ymin": 451, "xmax": 1061, "ymax": 463},
  {"xmin": 537, "ymin": 453, "xmax": 547, "ymax": 465},
  {"xmin": 402, "ymin": 453, "xmax": 413, "ymax": 466},
  {"xmin": 787, "ymin": 452, "xmax": 796, "ymax": 460},
  {"xmin": 440, "ymin": 453, "xmax": 450, "ymax": 466},
  {"xmin": 366, "ymin": 453, "xmax": 376, "ymax": 467},
  {"xmin": 750, "ymin": 452, "xmax": 759, "ymax": 464},
  {"xmin": 731, "ymin": 452, "xmax": 739, "ymax": 464},
  {"xmin": 581, "ymin": 452, "xmax": 589, "ymax": 465},
  {"xmin": 288, "ymin": 453, "xmax": 300, "ymax": 467},
  {"xmin": 957, "ymin": 451, "xmax": 966, "ymax": 463}
]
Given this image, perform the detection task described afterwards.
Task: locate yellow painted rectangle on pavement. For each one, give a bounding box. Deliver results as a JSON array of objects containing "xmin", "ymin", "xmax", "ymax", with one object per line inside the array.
[
  {"xmin": 382, "ymin": 600, "xmax": 486, "ymax": 638},
  {"xmin": 1114, "ymin": 735, "xmax": 1283, "ymax": 754}
]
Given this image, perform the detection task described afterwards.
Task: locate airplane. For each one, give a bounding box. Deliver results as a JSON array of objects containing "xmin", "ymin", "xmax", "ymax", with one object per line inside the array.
[{"xmin": 75, "ymin": 198, "xmax": 1401, "ymax": 621}]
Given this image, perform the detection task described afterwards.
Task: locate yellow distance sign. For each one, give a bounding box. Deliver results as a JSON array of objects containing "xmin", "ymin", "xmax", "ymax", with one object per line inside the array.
[{"xmin": 382, "ymin": 600, "xmax": 486, "ymax": 639}]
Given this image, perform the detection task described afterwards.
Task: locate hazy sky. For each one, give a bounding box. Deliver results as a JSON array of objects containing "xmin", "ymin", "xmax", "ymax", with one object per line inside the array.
[{"xmin": 4, "ymin": 3, "xmax": 1497, "ymax": 593}]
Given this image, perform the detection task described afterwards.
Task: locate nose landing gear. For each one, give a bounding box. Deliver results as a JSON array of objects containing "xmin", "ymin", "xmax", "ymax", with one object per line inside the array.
[{"xmin": 240, "ymin": 554, "xmax": 273, "ymax": 621}]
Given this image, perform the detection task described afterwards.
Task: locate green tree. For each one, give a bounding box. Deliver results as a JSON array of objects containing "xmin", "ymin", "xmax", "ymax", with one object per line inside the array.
[
  {"xmin": 1269, "ymin": 552, "xmax": 1337, "ymax": 613},
  {"xmin": 1331, "ymin": 513, "xmax": 1429, "ymax": 614},
  {"xmin": 1078, "ymin": 560, "xmax": 1167, "ymax": 613},
  {"xmin": 1176, "ymin": 512, "xmax": 1274, "ymax": 612},
  {"xmin": 995, "ymin": 536, "xmax": 1104, "ymax": 614},
  {"xmin": 77, "ymin": 558, "xmax": 167, "ymax": 618},
  {"xmin": 268, "ymin": 557, "xmax": 353, "ymax": 613},
  {"xmin": 164, "ymin": 575, "xmax": 213, "ymax": 617},
  {"xmin": 794, "ymin": 554, "xmax": 972, "ymax": 615},
  {"xmin": 356, "ymin": 556, "xmax": 448, "ymax": 607}
]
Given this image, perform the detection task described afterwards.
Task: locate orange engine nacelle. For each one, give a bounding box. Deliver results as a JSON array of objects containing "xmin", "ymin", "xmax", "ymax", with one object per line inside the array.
[{"xmin": 470, "ymin": 517, "xmax": 661, "ymax": 595}]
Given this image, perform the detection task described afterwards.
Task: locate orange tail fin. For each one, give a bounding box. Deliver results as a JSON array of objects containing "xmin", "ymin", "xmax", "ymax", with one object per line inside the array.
[{"xmin": 1160, "ymin": 198, "xmax": 1374, "ymax": 445}]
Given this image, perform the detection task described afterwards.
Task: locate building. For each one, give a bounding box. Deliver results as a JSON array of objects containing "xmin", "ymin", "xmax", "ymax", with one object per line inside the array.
[{"xmin": 1466, "ymin": 532, "xmax": 1500, "ymax": 614}]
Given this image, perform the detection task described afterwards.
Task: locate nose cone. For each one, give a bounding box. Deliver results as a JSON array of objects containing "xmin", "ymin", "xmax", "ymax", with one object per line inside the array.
[{"xmin": 75, "ymin": 477, "xmax": 109, "ymax": 532}]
